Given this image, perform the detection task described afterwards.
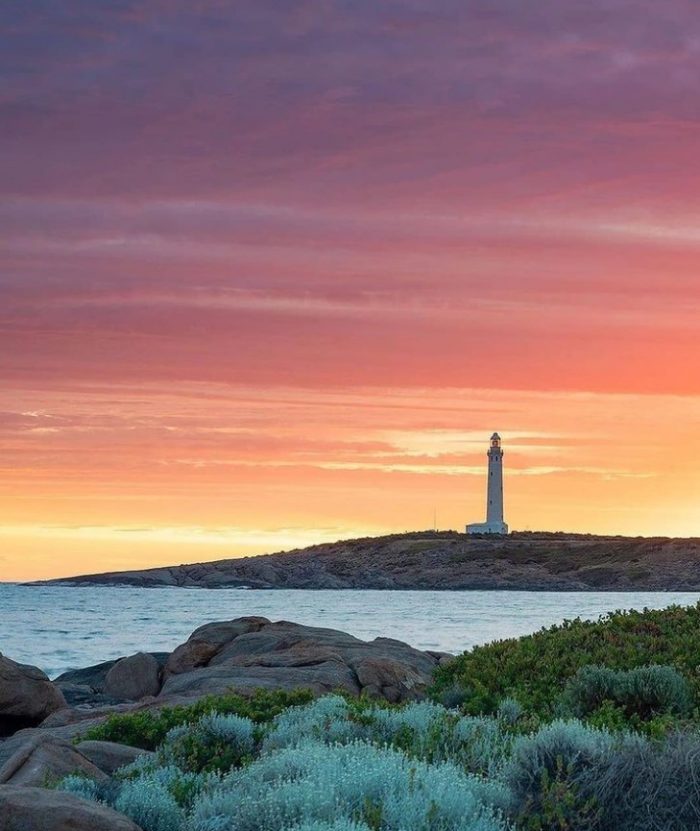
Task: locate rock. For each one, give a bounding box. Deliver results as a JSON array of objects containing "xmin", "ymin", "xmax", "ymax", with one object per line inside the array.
[
  {"xmin": 0, "ymin": 734, "xmax": 108, "ymax": 787},
  {"xmin": 54, "ymin": 683, "xmax": 126, "ymax": 708},
  {"xmin": 164, "ymin": 617, "xmax": 269, "ymax": 677},
  {"xmin": 159, "ymin": 618, "xmax": 439, "ymax": 703},
  {"xmin": 160, "ymin": 660, "xmax": 361, "ymax": 698},
  {"xmin": 38, "ymin": 531, "xmax": 700, "ymax": 592},
  {"xmin": 40, "ymin": 701, "xmax": 142, "ymax": 730},
  {"xmin": 0, "ymin": 785, "xmax": 142, "ymax": 830},
  {"xmin": 54, "ymin": 654, "xmax": 169, "ymax": 705},
  {"xmin": 53, "ymin": 659, "xmax": 119, "ymax": 692},
  {"xmin": 75, "ymin": 740, "xmax": 152, "ymax": 775},
  {"xmin": 0, "ymin": 654, "xmax": 66, "ymax": 734},
  {"xmin": 354, "ymin": 656, "xmax": 429, "ymax": 701},
  {"xmin": 104, "ymin": 653, "xmax": 161, "ymax": 701}
]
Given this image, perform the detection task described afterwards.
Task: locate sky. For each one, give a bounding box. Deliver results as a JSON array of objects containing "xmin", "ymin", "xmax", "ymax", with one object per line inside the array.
[{"xmin": 2, "ymin": 1, "xmax": 700, "ymax": 580}]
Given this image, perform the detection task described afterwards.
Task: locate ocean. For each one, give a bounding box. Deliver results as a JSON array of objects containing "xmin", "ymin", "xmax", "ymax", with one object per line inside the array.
[{"xmin": 2, "ymin": 583, "xmax": 699, "ymax": 679}]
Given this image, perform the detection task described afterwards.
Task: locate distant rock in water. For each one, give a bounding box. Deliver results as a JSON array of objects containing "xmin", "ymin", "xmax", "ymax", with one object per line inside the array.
[{"xmin": 36, "ymin": 531, "xmax": 700, "ymax": 591}]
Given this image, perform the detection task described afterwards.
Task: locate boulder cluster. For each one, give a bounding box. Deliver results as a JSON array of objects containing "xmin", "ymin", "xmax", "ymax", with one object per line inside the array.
[{"xmin": 0, "ymin": 617, "xmax": 451, "ymax": 830}]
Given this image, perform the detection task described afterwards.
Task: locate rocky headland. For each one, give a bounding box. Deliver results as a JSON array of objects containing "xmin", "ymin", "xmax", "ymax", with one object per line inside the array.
[
  {"xmin": 1, "ymin": 615, "xmax": 449, "ymax": 736},
  {"xmin": 0, "ymin": 615, "xmax": 452, "ymax": 826},
  {"xmin": 37, "ymin": 531, "xmax": 700, "ymax": 591}
]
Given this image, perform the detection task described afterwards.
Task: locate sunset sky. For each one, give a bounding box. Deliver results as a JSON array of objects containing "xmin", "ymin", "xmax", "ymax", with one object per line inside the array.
[{"xmin": 2, "ymin": 2, "xmax": 700, "ymax": 580}]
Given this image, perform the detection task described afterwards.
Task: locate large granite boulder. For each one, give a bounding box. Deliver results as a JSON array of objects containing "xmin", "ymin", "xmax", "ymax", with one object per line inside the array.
[
  {"xmin": 164, "ymin": 617, "xmax": 269, "ymax": 677},
  {"xmin": 0, "ymin": 785, "xmax": 142, "ymax": 830},
  {"xmin": 0, "ymin": 654, "xmax": 66, "ymax": 733},
  {"xmin": 0, "ymin": 733, "xmax": 108, "ymax": 787},
  {"xmin": 54, "ymin": 653, "xmax": 169, "ymax": 706},
  {"xmin": 53, "ymin": 659, "xmax": 120, "ymax": 691},
  {"xmin": 104, "ymin": 653, "xmax": 161, "ymax": 701},
  {"xmin": 75, "ymin": 740, "xmax": 152, "ymax": 775},
  {"xmin": 160, "ymin": 618, "xmax": 441, "ymax": 702}
]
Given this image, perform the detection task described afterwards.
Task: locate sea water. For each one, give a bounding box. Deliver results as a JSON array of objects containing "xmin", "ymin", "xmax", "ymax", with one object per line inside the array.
[{"xmin": 1, "ymin": 583, "xmax": 699, "ymax": 678}]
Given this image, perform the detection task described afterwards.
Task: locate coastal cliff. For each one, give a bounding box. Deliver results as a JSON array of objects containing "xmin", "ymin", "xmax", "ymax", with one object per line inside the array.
[{"xmin": 39, "ymin": 531, "xmax": 700, "ymax": 590}]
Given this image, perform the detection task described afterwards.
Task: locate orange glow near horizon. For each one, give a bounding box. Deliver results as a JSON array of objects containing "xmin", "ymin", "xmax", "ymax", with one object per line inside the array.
[
  {"xmin": 2, "ymin": 383, "xmax": 699, "ymax": 581},
  {"xmin": 2, "ymin": 4, "xmax": 700, "ymax": 580}
]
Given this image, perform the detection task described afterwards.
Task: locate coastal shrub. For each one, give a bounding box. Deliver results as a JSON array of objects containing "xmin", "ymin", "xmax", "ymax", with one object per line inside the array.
[
  {"xmin": 369, "ymin": 702, "xmax": 511, "ymax": 774},
  {"xmin": 368, "ymin": 700, "xmax": 456, "ymax": 759},
  {"xmin": 497, "ymin": 698, "xmax": 523, "ymax": 727},
  {"xmin": 59, "ymin": 774, "xmax": 100, "ymax": 803},
  {"xmin": 580, "ymin": 730, "xmax": 700, "ymax": 831},
  {"xmin": 437, "ymin": 681, "xmax": 471, "ymax": 710},
  {"xmin": 189, "ymin": 739, "xmax": 512, "ymax": 831},
  {"xmin": 562, "ymin": 665, "xmax": 692, "ymax": 724},
  {"xmin": 262, "ymin": 696, "xmax": 511, "ymax": 775},
  {"xmin": 114, "ymin": 777, "xmax": 185, "ymax": 831},
  {"xmin": 504, "ymin": 720, "xmax": 614, "ymax": 829},
  {"xmin": 83, "ymin": 688, "xmax": 313, "ymax": 750},
  {"xmin": 158, "ymin": 713, "xmax": 255, "ymax": 773},
  {"xmin": 451, "ymin": 715, "xmax": 512, "ymax": 776},
  {"xmin": 288, "ymin": 821, "xmax": 373, "ymax": 831},
  {"xmin": 261, "ymin": 695, "xmax": 364, "ymax": 752},
  {"xmin": 431, "ymin": 604, "xmax": 700, "ymax": 724}
]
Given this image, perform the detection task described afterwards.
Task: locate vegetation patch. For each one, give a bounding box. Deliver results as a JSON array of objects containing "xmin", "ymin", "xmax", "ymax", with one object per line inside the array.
[
  {"xmin": 82, "ymin": 688, "xmax": 314, "ymax": 750},
  {"xmin": 57, "ymin": 606, "xmax": 700, "ymax": 830},
  {"xmin": 431, "ymin": 603, "xmax": 700, "ymax": 730},
  {"xmin": 60, "ymin": 691, "xmax": 700, "ymax": 831}
]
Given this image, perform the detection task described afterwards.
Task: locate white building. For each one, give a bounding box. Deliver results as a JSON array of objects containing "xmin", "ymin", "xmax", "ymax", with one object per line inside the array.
[{"xmin": 466, "ymin": 432, "xmax": 509, "ymax": 535}]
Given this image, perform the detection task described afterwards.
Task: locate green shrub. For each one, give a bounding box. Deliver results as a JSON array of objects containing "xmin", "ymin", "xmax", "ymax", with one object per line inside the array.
[
  {"xmin": 562, "ymin": 665, "xmax": 692, "ymax": 725},
  {"xmin": 504, "ymin": 720, "xmax": 613, "ymax": 830},
  {"xmin": 431, "ymin": 604, "xmax": 700, "ymax": 726},
  {"xmin": 497, "ymin": 698, "xmax": 523, "ymax": 727},
  {"xmin": 157, "ymin": 713, "xmax": 255, "ymax": 774},
  {"xmin": 82, "ymin": 688, "xmax": 314, "ymax": 750}
]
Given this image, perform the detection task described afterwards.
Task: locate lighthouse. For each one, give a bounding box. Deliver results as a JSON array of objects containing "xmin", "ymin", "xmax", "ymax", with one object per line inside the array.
[{"xmin": 466, "ymin": 433, "xmax": 509, "ymax": 534}]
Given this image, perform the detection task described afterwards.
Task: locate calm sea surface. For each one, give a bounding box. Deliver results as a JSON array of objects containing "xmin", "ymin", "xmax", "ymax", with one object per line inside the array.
[{"xmin": 1, "ymin": 584, "xmax": 699, "ymax": 679}]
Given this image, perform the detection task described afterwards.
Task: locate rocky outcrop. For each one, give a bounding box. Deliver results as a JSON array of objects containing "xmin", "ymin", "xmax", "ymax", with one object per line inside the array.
[
  {"xmin": 0, "ymin": 785, "xmax": 142, "ymax": 830},
  {"xmin": 0, "ymin": 654, "xmax": 66, "ymax": 734},
  {"xmin": 53, "ymin": 659, "xmax": 120, "ymax": 691},
  {"xmin": 164, "ymin": 617, "xmax": 268, "ymax": 677},
  {"xmin": 0, "ymin": 618, "xmax": 444, "ymax": 748},
  {"xmin": 159, "ymin": 618, "xmax": 440, "ymax": 702},
  {"xmin": 54, "ymin": 653, "xmax": 169, "ymax": 706},
  {"xmin": 0, "ymin": 734, "xmax": 108, "ymax": 787},
  {"xmin": 75, "ymin": 741, "xmax": 152, "ymax": 775},
  {"xmin": 104, "ymin": 653, "xmax": 161, "ymax": 701},
  {"xmin": 38, "ymin": 531, "xmax": 700, "ymax": 591}
]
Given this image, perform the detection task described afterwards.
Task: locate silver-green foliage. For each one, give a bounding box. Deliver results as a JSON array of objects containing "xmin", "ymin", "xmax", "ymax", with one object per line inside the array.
[
  {"xmin": 496, "ymin": 698, "xmax": 523, "ymax": 727},
  {"xmin": 189, "ymin": 739, "xmax": 512, "ymax": 831},
  {"xmin": 158, "ymin": 713, "xmax": 256, "ymax": 773},
  {"xmin": 288, "ymin": 821, "xmax": 373, "ymax": 831},
  {"xmin": 505, "ymin": 720, "xmax": 614, "ymax": 817},
  {"xmin": 262, "ymin": 697, "xmax": 510, "ymax": 776},
  {"xmin": 114, "ymin": 776, "xmax": 184, "ymax": 831},
  {"xmin": 562, "ymin": 664, "xmax": 692, "ymax": 719},
  {"xmin": 261, "ymin": 695, "xmax": 363, "ymax": 752}
]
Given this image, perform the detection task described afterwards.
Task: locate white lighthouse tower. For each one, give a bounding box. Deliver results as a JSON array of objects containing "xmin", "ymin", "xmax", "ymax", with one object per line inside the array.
[{"xmin": 466, "ymin": 432, "xmax": 509, "ymax": 534}]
